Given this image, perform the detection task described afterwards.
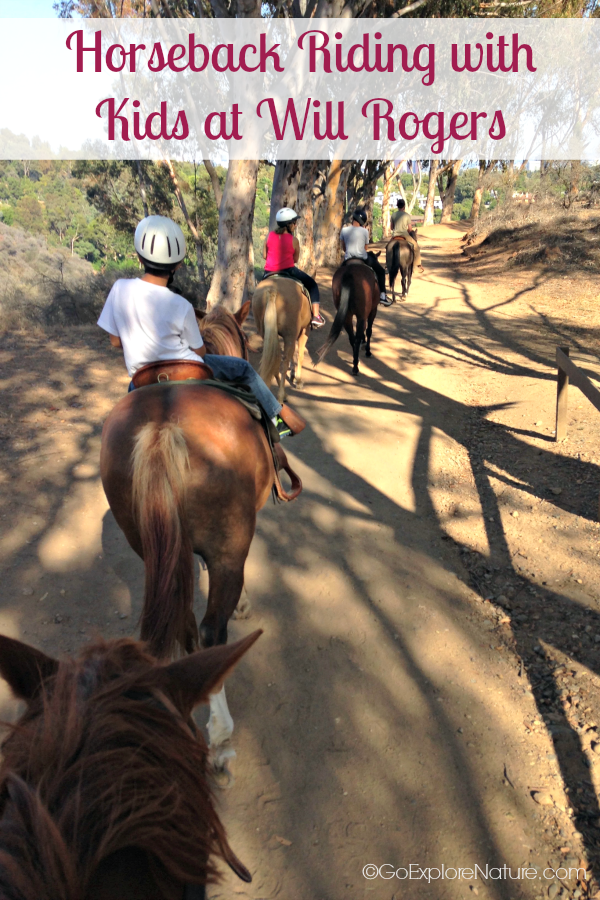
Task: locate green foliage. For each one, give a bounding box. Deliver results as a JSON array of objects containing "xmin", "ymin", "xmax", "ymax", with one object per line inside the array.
[{"xmin": 0, "ymin": 159, "xmax": 223, "ymax": 277}]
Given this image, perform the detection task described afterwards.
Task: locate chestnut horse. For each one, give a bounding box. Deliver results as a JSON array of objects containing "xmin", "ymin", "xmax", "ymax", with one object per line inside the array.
[
  {"xmin": 100, "ymin": 303, "xmax": 290, "ymax": 773},
  {"xmin": 316, "ymin": 260, "xmax": 378, "ymax": 376},
  {"xmin": 0, "ymin": 629, "xmax": 261, "ymax": 900},
  {"xmin": 253, "ymin": 277, "xmax": 311, "ymax": 403}
]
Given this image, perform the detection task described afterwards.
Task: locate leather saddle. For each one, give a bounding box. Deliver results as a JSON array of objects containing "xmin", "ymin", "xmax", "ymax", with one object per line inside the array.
[
  {"xmin": 132, "ymin": 359, "xmax": 214, "ymax": 389},
  {"xmin": 262, "ymin": 272, "xmax": 311, "ymax": 303}
]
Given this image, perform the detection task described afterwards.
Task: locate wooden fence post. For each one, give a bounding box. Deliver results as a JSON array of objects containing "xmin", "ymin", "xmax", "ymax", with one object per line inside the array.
[{"xmin": 555, "ymin": 346, "xmax": 570, "ymax": 442}]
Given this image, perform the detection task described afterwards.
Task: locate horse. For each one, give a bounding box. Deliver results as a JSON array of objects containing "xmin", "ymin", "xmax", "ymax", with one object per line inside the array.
[
  {"xmin": 0, "ymin": 629, "xmax": 261, "ymax": 900},
  {"xmin": 196, "ymin": 301, "xmax": 250, "ymax": 359},
  {"xmin": 386, "ymin": 236, "xmax": 414, "ymax": 303},
  {"xmin": 99, "ymin": 303, "xmax": 299, "ymax": 775},
  {"xmin": 316, "ymin": 260, "xmax": 378, "ymax": 377},
  {"xmin": 252, "ymin": 277, "xmax": 311, "ymax": 403}
]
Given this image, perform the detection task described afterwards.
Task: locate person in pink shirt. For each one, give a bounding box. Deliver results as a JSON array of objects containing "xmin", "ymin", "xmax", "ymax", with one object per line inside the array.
[{"xmin": 262, "ymin": 208, "xmax": 325, "ymax": 328}]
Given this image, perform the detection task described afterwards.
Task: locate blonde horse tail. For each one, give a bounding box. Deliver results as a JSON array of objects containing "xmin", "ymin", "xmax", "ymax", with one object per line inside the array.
[
  {"xmin": 132, "ymin": 422, "xmax": 195, "ymax": 659},
  {"xmin": 259, "ymin": 288, "xmax": 281, "ymax": 386}
]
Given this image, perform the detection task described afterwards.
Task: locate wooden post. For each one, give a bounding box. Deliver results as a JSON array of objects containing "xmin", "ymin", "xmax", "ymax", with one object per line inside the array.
[{"xmin": 555, "ymin": 346, "xmax": 570, "ymax": 441}]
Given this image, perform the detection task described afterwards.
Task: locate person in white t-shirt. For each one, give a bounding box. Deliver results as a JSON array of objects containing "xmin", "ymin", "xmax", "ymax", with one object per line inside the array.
[
  {"xmin": 98, "ymin": 216, "xmax": 305, "ymax": 438},
  {"xmin": 339, "ymin": 210, "xmax": 390, "ymax": 306}
]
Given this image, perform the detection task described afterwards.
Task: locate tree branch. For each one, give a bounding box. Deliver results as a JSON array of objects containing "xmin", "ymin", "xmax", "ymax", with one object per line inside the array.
[{"xmin": 390, "ymin": 0, "xmax": 430, "ymax": 17}]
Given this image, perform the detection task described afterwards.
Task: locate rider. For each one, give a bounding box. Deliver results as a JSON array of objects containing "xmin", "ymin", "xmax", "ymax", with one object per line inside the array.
[
  {"xmin": 97, "ymin": 215, "xmax": 305, "ymax": 439},
  {"xmin": 390, "ymin": 199, "xmax": 425, "ymax": 275},
  {"xmin": 262, "ymin": 208, "xmax": 325, "ymax": 328},
  {"xmin": 340, "ymin": 209, "xmax": 391, "ymax": 306}
]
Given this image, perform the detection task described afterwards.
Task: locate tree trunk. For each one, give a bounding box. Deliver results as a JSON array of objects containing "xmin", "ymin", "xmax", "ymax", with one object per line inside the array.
[
  {"xmin": 470, "ymin": 186, "xmax": 484, "ymax": 222},
  {"xmin": 269, "ymin": 160, "xmax": 302, "ymax": 229},
  {"xmin": 469, "ymin": 160, "xmax": 497, "ymax": 222},
  {"xmin": 206, "ymin": 159, "xmax": 259, "ymax": 312},
  {"xmin": 439, "ymin": 160, "xmax": 462, "ymax": 224},
  {"xmin": 381, "ymin": 163, "xmax": 394, "ymax": 238},
  {"xmin": 295, "ymin": 160, "xmax": 321, "ymax": 275},
  {"xmin": 406, "ymin": 161, "xmax": 422, "ymax": 214},
  {"xmin": 203, "ymin": 159, "xmax": 222, "ymax": 209},
  {"xmin": 423, "ymin": 160, "xmax": 439, "ymax": 226},
  {"xmin": 314, "ymin": 160, "xmax": 351, "ymax": 268}
]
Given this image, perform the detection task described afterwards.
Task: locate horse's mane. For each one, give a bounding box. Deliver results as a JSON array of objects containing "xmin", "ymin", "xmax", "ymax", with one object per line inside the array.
[
  {"xmin": 0, "ymin": 638, "xmax": 229, "ymax": 900},
  {"xmin": 198, "ymin": 307, "xmax": 248, "ymax": 359}
]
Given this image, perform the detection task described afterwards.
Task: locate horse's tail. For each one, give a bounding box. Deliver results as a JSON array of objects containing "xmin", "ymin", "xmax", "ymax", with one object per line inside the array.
[
  {"xmin": 316, "ymin": 269, "xmax": 353, "ymax": 365},
  {"xmin": 131, "ymin": 421, "xmax": 195, "ymax": 660},
  {"xmin": 259, "ymin": 287, "xmax": 280, "ymax": 385},
  {"xmin": 389, "ymin": 240, "xmax": 401, "ymax": 287}
]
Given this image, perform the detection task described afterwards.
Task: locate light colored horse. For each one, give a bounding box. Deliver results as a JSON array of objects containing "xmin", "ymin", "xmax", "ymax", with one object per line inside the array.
[{"xmin": 253, "ymin": 277, "xmax": 312, "ymax": 403}]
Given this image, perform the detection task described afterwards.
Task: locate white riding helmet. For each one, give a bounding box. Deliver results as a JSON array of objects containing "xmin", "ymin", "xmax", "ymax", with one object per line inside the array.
[
  {"xmin": 275, "ymin": 207, "xmax": 299, "ymax": 225},
  {"xmin": 134, "ymin": 216, "xmax": 186, "ymax": 267}
]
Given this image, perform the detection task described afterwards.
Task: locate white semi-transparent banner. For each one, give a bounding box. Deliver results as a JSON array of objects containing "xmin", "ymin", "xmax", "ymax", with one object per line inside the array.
[{"xmin": 0, "ymin": 18, "xmax": 598, "ymax": 160}]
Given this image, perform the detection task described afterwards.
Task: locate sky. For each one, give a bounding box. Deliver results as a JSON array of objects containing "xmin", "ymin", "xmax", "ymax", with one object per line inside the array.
[{"xmin": 0, "ymin": 0, "xmax": 59, "ymax": 15}]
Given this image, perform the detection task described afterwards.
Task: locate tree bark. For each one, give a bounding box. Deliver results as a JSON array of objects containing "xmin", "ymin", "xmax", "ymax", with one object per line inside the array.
[
  {"xmin": 295, "ymin": 160, "xmax": 321, "ymax": 275},
  {"xmin": 206, "ymin": 159, "xmax": 260, "ymax": 312},
  {"xmin": 203, "ymin": 159, "xmax": 222, "ymax": 209},
  {"xmin": 469, "ymin": 160, "xmax": 497, "ymax": 222},
  {"xmin": 269, "ymin": 160, "xmax": 302, "ymax": 229},
  {"xmin": 439, "ymin": 160, "xmax": 462, "ymax": 224},
  {"xmin": 423, "ymin": 160, "xmax": 439, "ymax": 226},
  {"xmin": 314, "ymin": 160, "xmax": 351, "ymax": 268}
]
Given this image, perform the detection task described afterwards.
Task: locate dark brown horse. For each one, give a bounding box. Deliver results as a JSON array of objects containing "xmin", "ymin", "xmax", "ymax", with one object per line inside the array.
[
  {"xmin": 386, "ymin": 236, "xmax": 415, "ymax": 303},
  {"xmin": 0, "ymin": 629, "xmax": 261, "ymax": 900},
  {"xmin": 100, "ymin": 304, "xmax": 298, "ymax": 772},
  {"xmin": 316, "ymin": 260, "xmax": 378, "ymax": 376}
]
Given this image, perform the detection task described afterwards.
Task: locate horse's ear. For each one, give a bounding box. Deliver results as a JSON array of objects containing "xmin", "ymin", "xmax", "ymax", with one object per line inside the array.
[
  {"xmin": 152, "ymin": 630, "xmax": 262, "ymax": 716},
  {"xmin": 234, "ymin": 300, "xmax": 251, "ymax": 326},
  {"xmin": 0, "ymin": 635, "xmax": 58, "ymax": 701},
  {"xmin": 194, "ymin": 308, "xmax": 207, "ymax": 321}
]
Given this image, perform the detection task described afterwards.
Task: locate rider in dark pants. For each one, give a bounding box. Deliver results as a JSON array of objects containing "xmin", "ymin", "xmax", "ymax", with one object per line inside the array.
[
  {"xmin": 262, "ymin": 207, "xmax": 325, "ymax": 327},
  {"xmin": 339, "ymin": 209, "xmax": 391, "ymax": 306}
]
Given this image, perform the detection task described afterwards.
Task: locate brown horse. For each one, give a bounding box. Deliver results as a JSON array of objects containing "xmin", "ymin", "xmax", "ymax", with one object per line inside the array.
[
  {"xmin": 100, "ymin": 305, "xmax": 298, "ymax": 772},
  {"xmin": 253, "ymin": 277, "xmax": 311, "ymax": 402},
  {"xmin": 386, "ymin": 236, "xmax": 414, "ymax": 303},
  {"xmin": 0, "ymin": 629, "xmax": 261, "ymax": 900},
  {"xmin": 197, "ymin": 301, "xmax": 250, "ymax": 359},
  {"xmin": 316, "ymin": 260, "xmax": 378, "ymax": 376}
]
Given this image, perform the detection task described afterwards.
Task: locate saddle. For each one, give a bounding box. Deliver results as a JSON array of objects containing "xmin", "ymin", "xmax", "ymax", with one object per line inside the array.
[
  {"xmin": 262, "ymin": 271, "xmax": 311, "ymax": 303},
  {"xmin": 132, "ymin": 359, "xmax": 214, "ymax": 389},
  {"xmin": 131, "ymin": 360, "xmax": 302, "ymax": 503}
]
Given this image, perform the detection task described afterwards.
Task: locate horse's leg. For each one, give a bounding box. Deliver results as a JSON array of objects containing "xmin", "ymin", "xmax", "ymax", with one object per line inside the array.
[
  {"xmin": 295, "ymin": 330, "xmax": 309, "ymax": 389},
  {"xmin": 208, "ymin": 684, "xmax": 236, "ymax": 783},
  {"xmin": 232, "ymin": 583, "xmax": 251, "ymax": 619},
  {"xmin": 365, "ymin": 315, "xmax": 374, "ymax": 358},
  {"xmin": 352, "ymin": 318, "xmax": 365, "ymax": 375},
  {"xmin": 278, "ymin": 338, "xmax": 295, "ymax": 403},
  {"xmin": 200, "ymin": 557, "xmax": 247, "ymax": 779}
]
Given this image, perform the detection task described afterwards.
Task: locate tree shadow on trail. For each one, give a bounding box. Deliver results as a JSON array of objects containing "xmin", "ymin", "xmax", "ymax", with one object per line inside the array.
[{"xmin": 294, "ymin": 332, "xmax": 600, "ymax": 890}]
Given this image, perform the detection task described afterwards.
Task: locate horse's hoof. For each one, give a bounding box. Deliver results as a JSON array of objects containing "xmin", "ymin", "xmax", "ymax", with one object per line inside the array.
[
  {"xmin": 365, "ymin": 350, "xmax": 372, "ymax": 357},
  {"xmin": 232, "ymin": 597, "xmax": 251, "ymax": 620},
  {"xmin": 211, "ymin": 763, "xmax": 235, "ymax": 790},
  {"xmin": 295, "ymin": 379, "xmax": 304, "ymax": 389},
  {"xmin": 351, "ymin": 369, "xmax": 359, "ymax": 376}
]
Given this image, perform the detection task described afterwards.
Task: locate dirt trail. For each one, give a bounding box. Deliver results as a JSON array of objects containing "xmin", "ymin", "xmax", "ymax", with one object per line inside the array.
[{"xmin": 1, "ymin": 223, "xmax": 600, "ymax": 900}]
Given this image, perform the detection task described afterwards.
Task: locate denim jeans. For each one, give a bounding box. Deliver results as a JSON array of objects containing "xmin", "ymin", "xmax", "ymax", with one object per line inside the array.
[
  {"xmin": 129, "ymin": 356, "xmax": 282, "ymax": 421},
  {"xmin": 204, "ymin": 355, "xmax": 281, "ymax": 420}
]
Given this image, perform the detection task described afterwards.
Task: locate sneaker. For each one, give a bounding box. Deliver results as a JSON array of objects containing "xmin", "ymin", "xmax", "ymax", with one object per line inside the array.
[
  {"xmin": 275, "ymin": 416, "xmax": 293, "ymax": 439},
  {"xmin": 311, "ymin": 313, "xmax": 326, "ymax": 328},
  {"xmin": 380, "ymin": 295, "xmax": 393, "ymax": 307}
]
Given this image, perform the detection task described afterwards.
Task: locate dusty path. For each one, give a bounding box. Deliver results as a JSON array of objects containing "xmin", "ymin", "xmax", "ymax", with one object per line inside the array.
[{"xmin": 1, "ymin": 224, "xmax": 600, "ymax": 900}]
